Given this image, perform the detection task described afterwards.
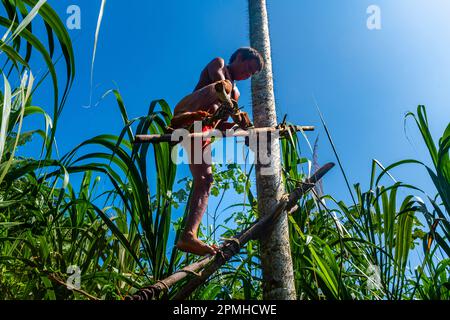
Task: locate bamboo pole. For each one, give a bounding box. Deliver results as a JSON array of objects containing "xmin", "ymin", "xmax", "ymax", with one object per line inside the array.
[
  {"xmin": 173, "ymin": 162, "xmax": 334, "ymax": 300},
  {"xmin": 124, "ymin": 257, "xmax": 214, "ymax": 300},
  {"xmin": 134, "ymin": 125, "xmax": 315, "ymax": 144},
  {"xmin": 125, "ymin": 162, "xmax": 334, "ymax": 301}
]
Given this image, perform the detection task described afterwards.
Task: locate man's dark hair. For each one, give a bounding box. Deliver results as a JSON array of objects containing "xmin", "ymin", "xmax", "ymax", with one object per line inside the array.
[{"xmin": 229, "ymin": 47, "xmax": 264, "ymax": 73}]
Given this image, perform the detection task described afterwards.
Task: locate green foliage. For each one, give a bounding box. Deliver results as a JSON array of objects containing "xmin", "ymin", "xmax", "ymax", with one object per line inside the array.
[
  {"xmin": 0, "ymin": 0, "xmax": 185, "ymax": 299},
  {"xmin": 278, "ymin": 106, "xmax": 449, "ymax": 300},
  {"xmin": 0, "ymin": 1, "xmax": 448, "ymax": 301}
]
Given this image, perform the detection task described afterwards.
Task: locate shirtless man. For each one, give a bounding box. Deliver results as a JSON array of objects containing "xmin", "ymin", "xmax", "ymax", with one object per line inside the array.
[{"xmin": 171, "ymin": 47, "xmax": 264, "ymax": 256}]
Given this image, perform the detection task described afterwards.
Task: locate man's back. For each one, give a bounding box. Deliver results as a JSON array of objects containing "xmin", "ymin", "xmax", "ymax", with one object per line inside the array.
[{"xmin": 193, "ymin": 58, "xmax": 233, "ymax": 92}]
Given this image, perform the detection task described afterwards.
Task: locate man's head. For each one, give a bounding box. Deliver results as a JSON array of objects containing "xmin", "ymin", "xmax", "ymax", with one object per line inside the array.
[{"xmin": 228, "ymin": 47, "xmax": 264, "ymax": 81}]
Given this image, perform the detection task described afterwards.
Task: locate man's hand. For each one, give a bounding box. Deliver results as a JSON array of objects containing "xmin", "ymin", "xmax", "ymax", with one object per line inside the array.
[
  {"xmin": 213, "ymin": 99, "xmax": 237, "ymax": 122},
  {"xmin": 231, "ymin": 111, "xmax": 252, "ymax": 129},
  {"xmin": 231, "ymin": 85, "xmax": 240, "ymax": 101}
]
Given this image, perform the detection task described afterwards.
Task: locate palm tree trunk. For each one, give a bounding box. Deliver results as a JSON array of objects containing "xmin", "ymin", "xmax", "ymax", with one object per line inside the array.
[{"xmin": 248, "ymin": 0, "xmax": 297, "ymax": 299}]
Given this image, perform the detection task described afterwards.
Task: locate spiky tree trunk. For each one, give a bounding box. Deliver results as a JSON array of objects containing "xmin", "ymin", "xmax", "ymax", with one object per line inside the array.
[{"xmin": 248, "ymin": 0, "xmax": 296, "ymax": 299}]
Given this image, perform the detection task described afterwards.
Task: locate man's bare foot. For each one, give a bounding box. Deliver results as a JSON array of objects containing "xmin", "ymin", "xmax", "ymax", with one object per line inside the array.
[{"xmin": 176, "ymin": 234, "xmax": 219, "ymax": 256}]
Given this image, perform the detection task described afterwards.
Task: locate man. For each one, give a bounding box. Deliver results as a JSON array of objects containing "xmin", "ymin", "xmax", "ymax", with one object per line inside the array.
[{"xmin": 171, "ymin": 47, "xmax": 264, "ymax": 256}]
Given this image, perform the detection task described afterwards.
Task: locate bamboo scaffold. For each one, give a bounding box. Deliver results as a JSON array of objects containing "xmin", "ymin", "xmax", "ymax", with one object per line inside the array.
[
  {"xmin": 134, "ymin": 125, "xmax": 315, "ymax": 144},
  {"xmin": 125, "ymin": 162, "xmax": 335, "ymax": 300}
]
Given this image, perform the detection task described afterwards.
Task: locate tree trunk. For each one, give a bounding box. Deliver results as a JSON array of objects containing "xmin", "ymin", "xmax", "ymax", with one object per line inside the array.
[{"xmin": 248, "ymin": 0, "xmax": 297, "ymax": 299}]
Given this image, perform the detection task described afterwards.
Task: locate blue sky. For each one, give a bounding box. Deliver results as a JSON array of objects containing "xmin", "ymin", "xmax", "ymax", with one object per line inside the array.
[{"xmin": 11, "ymin": 1, "xmax": 450, "ymax": 241}]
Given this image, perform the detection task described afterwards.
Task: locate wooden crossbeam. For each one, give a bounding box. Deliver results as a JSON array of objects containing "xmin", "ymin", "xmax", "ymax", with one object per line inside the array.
[{"xmin": 134, "ymin": 125, "xmax": 315, "ymax": 144}]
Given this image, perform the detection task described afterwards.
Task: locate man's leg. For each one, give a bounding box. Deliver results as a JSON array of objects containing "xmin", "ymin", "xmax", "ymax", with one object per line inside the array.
[
  {"xmin": 174, "ymin": 80, "xmax": 233, "ymax": 255},
  {"xmin": 176, "ymin": 141, "xmax": 219, "ymax": 256}
]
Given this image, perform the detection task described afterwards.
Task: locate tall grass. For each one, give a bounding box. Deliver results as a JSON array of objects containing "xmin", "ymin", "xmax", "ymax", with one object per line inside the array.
[
  {"xmin": 0, "ymin": 0, "xmax": 184, "ymax": 299},
  {"xmin": 278, "ymin": 106, "xmax": 449, "ymax": 300},
  {"xmin": 0, "ymin": 1, "xmax": 448, "ymax": 300}
]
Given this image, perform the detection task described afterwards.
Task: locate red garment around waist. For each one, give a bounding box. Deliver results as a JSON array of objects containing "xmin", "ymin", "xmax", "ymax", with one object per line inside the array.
[
  {"xmin": 201, "ymin": 124, "xmax": 213, "ymax": 146},
  {"xmin": 202, "ymin": 125, "xmax": 213, "ymax": 132}
]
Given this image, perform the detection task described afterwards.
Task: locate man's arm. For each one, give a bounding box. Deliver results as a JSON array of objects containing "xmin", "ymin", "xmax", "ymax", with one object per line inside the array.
[
  {"xmin": 208, "ymin": 58, "xmax": 240, "ymax": 101},
  {"xmin": 207, "ymin": 58, "xmax": 227, "ymax": 82}
]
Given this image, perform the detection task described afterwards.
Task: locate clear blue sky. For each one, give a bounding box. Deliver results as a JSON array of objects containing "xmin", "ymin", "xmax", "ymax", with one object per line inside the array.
[{"xmin": 13, "ymin": 1, "xmax": 450, "ymax": 239}]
